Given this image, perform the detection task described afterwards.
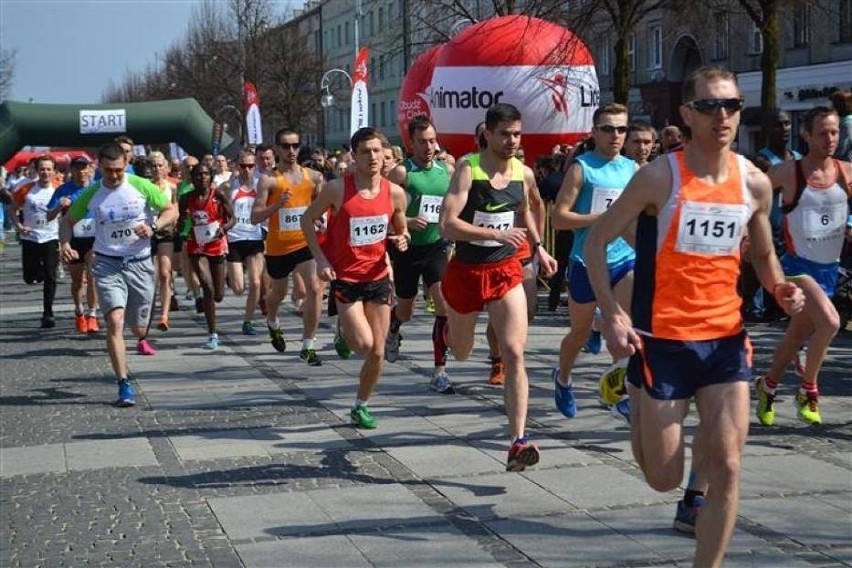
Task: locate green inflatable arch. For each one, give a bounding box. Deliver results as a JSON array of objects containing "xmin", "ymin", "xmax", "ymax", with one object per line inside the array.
[{"xmin": 0, "ymin": 98, "xmax": 237, "ymax": 166}]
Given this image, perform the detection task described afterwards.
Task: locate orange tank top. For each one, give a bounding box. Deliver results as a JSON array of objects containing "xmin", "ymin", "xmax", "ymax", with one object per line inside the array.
[
  {"xmin": 265, "ymin": 167, "xmax": 315, "ymax": 256},
  {"xmin": 632, "ymin": 151, "xmax": 753, "ymax": 340}
]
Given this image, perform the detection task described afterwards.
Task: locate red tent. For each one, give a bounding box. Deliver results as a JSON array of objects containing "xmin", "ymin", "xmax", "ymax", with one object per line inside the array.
[{"xmin": 3, "ymin": 150, "xmax": 94, "ymax": 172}]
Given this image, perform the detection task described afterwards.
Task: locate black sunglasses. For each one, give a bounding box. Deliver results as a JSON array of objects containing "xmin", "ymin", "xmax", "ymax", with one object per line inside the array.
[
  {"xmin": 239, "ymin": 163, "xmax": 255, "ymax": 168},
  {"xmin": 685, "ymin": 98, "xmax": 744, "ymax": 114},
  {"xmin": 596, "ymin": 124, "xmax": 629, "ymax": 134},
  {"xmin": 278, "ymin": 142, "xmax": 301, "ymax": 150}
]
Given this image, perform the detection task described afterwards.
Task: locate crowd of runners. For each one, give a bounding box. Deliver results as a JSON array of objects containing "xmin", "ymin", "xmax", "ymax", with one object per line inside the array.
[{"xmin": 1, "ymin": 66, "xmax": 850, "ymax": 567}]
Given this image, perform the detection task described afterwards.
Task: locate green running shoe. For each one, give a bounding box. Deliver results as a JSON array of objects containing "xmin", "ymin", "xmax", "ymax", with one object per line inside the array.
[
  {"xmin": 350, "ymin": 404, "xmax": 377, "ymax": 429},
  {"xmin": 755, "ymin": 376, "xmax": 776, "ymax": 426}
]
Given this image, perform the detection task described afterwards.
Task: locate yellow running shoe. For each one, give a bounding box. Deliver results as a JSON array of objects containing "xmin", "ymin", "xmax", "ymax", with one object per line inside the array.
[
  {"xmin": 599, "ymin": 364, "xmax": 627, "ymax": 406},
  {"xmin": 754, "ymin": 376, "xmax": 776, "ymax": 426},
  {"xmin": 795, "ymin": 391, "xmax": 821, "ymax": 425}
]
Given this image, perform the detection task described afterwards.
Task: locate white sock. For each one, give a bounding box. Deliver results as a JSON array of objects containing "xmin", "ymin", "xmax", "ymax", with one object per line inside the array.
[
  {"xmin": 210, "ymin": 333, "xmax": 218, "ymax": 340},
  {"xmin": 302, "ymin": 337, "xmax": 315, "ymax": 350},
  {"xmin": 267, "ymin": 319, "xmax": 280, "ymax": 330},
  {"xmin": 355, "ymin": 398, "xmax": 368, "ymax": 408},
  {"xmin": 86, "ymin": 308, "xmax": 97, "ymax": 317}
]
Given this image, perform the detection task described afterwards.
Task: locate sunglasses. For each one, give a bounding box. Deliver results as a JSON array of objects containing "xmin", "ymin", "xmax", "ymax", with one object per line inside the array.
[
  {"xmin": 685, "ymin": 98, "xmax": 745, "ymax": 114},
  {"xmin": 596, "ymin": 124, "xmax": 629, "ymax": 134},
  {"xmin": 278, "ymin": 142, "xmax": 301, "ymax": 150}
]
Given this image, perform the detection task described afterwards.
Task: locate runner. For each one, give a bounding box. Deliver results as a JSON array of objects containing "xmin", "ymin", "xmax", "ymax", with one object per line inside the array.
[
  {"xmin": 46, "ymin": 156, "xmax": 98, "ymax": 333},
  {"xmin": 385, "ymin": 115, "xmax": 455, "ymax": 393},
  {"xmin": 301, "ymin": 126, "xmax": 410, "ymax": 429},
  {"xmin": 225, "ymin": 149, "xmax": 265, "ymax": 335},
  {"xmin": 176, "ymin": 156, "xmax": 203, "ymax": 312},
  {"xmin": 179, "ymin": 162, "xmax": 235, "ymax": 350},
  {"xmin": 623, "ymin": 121, "xmax": 656, "ymax": 167},
  {"xmin": 251, "ymin": 128, "xmax": 325, "ymax": 365},
  {"xmin": 584, "ymin": 67, "xmax": 804, "ymax": 567},
  {"xmin": 551, "ymin": 103, "xmax": 637, "ymax": 420},
  {"xmin": 10, "ymin": 155, "xmax": 61, "ymax": 328},
  {"xmin": 756, "ymin": 106, "xmax": 851, "ymax": 425},
  {"xmin": 147, "ymin": 151, "xmax": 179, "ymax": 331},
  {"xmin": 60, "ymin": 142, "xmax": 178, "ymax": 406},
  {"xmin": 440, "ymin": 103, "xmax": 557, "ymax": 471}
]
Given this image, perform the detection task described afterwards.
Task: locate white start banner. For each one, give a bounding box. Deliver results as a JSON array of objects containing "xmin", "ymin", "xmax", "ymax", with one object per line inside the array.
[
  {"xmin": 79, "ymin": 109, "xmax": 127, "ymax": 134},
  {"xmin": 427, "ymin": 65, "xmax": 599, "ymax": 135}
]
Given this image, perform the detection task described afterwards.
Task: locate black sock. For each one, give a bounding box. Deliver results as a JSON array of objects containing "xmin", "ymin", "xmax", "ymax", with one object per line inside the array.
[{"xmin": 684, "ymin": 489, "xmax": 704, "ymax": 507}]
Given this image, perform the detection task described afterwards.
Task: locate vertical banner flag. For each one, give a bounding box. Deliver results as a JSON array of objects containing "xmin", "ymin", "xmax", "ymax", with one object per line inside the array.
[
  {"xmin": 243, "ymin": 81, "xmax": 264, "ymax": 145},
  {"xmin": 350, "ymin": 47, "xmax": 369, "ymax": 136}
]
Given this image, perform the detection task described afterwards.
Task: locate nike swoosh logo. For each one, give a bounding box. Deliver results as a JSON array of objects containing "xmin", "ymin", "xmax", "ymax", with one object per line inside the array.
[{"xmin": 484, "ymin": 202, "xmax": 508, "ymax": 212}]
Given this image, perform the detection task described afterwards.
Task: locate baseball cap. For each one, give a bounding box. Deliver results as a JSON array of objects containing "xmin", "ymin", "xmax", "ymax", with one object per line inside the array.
[{"xmin": 70, "ymin": 156, "xmax": 91, "ymax": 168}]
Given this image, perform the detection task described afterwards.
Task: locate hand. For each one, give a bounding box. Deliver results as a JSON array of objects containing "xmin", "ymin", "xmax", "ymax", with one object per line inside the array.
[
  {"xmin": 61, "ymin": 244, "xmax": 79, "ymax": 263},
  {"xmin": 408, "ymin": 217, "xmax": 428, "ymax": 232},
  {"xmin": 134, "ymin": 223, "xmax": 153, "ymax": 238},
  {"xmin": 389, "ymin": 234, "xmax": 409, "ymax": 252},
  {"xmin": 536, "ymin": 248, "xmax": 558, "ymax": 278},
  {"xmin": 60, "ymin": 197, "xmax": 72, "ymax": 210},
  {"xmin": 277, "ymin": 192, "xmax": 291, "ymax": 207},
  {"xmin": 496, "ymin": 227, "xmax": 527, "ymax": 248},
  {"xmin": 214, "ymin": 227, "xmax": 225, "ymax": 239},
  {"xmin": 600, "ymin": 310, "xmax": 642, "ymax": 360},
  {"xmin": 316, "ymin": 258, "xmax": 336, "ymax": 282},
  {"xmin": 313, "ymin": 218, "xmax": 327, "ymax": 234},
  {"xmin": 773, "ymin": 281, "xmax": 805, "ymax": 316},
  {"xmin": 19, "ymin": 224, "xmax": 32, "ymax": 235}
]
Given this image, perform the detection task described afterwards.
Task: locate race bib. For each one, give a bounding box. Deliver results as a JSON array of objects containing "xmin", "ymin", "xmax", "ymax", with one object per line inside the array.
[
  {"xmin": 104, "ymin": 220, "xmax": 139, "ymax": 246},
  {"xmin": 471, "ymin": 210, "xmax": 514, "ymax": 247},
  {"xmin": 349, "ymin": 214, "xmax": 388, "ymax": 246},
  {"xmin": 802, "ymin": 204, "xmax": 846, "ymax": 240},
  {"xmin": 193, "ymin": 221, "xmax": 220, "ymax": 245},
  {"xmin": 590, "ymin": 186, "xmax": 622, "ymax": 214},
  {"xmin": 418, "ymin": 195, "xmax": 443, "ymax": 223},
  {"xmin": 235, "ymin": 201, "xmax": 253, "ymax": 226},
  {"xmin": 72, "ymin": 218, "xmax": 95, "ymax": 238},
  {"xmin": 676, "ymin": 201, "xmax": 747, "ymax": 255},
  {"xmin": 31, "ymin": 212, "xmax": 48, "ymax": 227},
  {"xmin": 278, "ymin": 206, "xmax": 307, "ymax": 232}
]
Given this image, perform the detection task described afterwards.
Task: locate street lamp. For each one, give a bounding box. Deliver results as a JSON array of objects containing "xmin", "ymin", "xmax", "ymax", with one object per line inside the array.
[
  {"xmin": 450, "ymin": 18, "xmax": 476, "ymax": 36},
  {"xmin": 319, "ymin": 68, "xmax": 354, "ymax": 109}
]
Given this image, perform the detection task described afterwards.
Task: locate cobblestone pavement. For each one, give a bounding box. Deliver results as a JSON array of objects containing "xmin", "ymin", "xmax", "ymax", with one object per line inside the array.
[{"xmin": 1, "ymin": 241, "xmax": 850, "ymax": 567}]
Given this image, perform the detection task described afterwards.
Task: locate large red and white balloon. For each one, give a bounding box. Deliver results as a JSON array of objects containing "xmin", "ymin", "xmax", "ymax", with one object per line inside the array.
[
  {"xmin": 402, "ymin": 16, "xmax": 599, "ymax": 163},
  {"xmin": 396, "ymin": 44, "xmax": 444, "ymax": 152}
]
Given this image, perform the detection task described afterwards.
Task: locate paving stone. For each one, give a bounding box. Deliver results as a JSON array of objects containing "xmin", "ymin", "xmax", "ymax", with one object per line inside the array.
[
  {"xmin": 65, "ymin": 437, "xmax": 158, "ymax": 471},
  {"xmin": 236, "ymin": 535, "xmax": 371, "ymax": 568},
  {"xmin": 0, "ymin": 443, "xmax": 66, "ymax": 477}
]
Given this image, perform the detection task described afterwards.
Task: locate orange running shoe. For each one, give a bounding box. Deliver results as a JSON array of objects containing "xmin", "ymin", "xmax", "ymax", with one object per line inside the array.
[
  {"xmin": 75, "ymin": 313, "xmax": 87, "ymax": 334},
  {"xmin": 86, "ymin": 315, "xmax": 100, "ymax": 333},
  {"xmin": 489, "ymin": 360, "xmax": 505, "ymax": 385}
]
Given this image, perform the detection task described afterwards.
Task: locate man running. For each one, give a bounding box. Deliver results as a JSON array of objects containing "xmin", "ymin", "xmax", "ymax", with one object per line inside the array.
[
  {"xmin": 440, "ymin": 103, "xmax": 557, "ymax": 471},
  {"xmin": 251, "ymin": 128, "xmax": 325, "ymax": 365},
  {"xmin": 584, "ymin": 66, "xmax": 804, "ymax": 567},
  {"xmin": 61, "ymin": 143, "xmax": 178, "ymax": 406},
  {"xmin": 301, "ymin": 127, "xmax": 410, "ymax": 429},
  {"xmin": 225, "ymin": 149, "xmax": 265, "ymax": 335},
  {"xmin": 756, "ymin": 106, "xmax": 851, "ymax": 425},
  {"xmin": 385, "ymin": 115, "xmax": 455, "ymax": 393},
  {"xmin": 551, "ymin": 103, "xmax": 637, "ymax": 419},
  {"xmin": 10, "ymin": 155, "xmax": 61, "ymax": 328},
  {"xmin": 46, "ymin": 156, "xmax": 98, "ymax": 333}
]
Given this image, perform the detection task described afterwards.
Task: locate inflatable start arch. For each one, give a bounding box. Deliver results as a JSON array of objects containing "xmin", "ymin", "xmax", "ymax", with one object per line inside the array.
[{"xmin": 0, "ymin": 98, "xmax": 237, "ymax": 165}]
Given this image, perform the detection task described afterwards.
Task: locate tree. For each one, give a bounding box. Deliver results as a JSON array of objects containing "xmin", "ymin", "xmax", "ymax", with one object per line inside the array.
[{"xmin": 0, "ymin": 47, "xmax": 16, "ymax": 102}]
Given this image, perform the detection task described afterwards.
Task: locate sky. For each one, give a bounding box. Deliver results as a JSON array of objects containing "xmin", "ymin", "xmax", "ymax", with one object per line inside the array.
[{"xmin": 1, "ymin": 0, "xmax": 296, "ymax": 105}]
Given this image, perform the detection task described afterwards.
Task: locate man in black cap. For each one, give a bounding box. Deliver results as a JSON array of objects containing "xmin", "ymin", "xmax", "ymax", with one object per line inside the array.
[{"xmin": 47, "ymin": 156, "xmax": 99, "ymax": 333}]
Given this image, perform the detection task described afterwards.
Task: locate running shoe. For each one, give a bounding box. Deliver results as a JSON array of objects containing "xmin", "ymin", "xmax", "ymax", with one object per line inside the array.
[
  {"xmin": 612, "ymin": 398, "xmax": 630, "ymax": 424},
  {"xmin": 430, "ymin": 371, "xmax": 455, "ymax": 394},
  {"xmin": 334, "ymin": 327, "xmax": 353, "ymax": 359},
  {"xmin": 184, "ymin": 291, "xmax": 194, "ymax": 303},
  {"xmin": 268, "ymin": 325, "xmax": 286, "ymax": 352},
  {"xmin": 754, "ymin": 376, "xmax": 776, "ymax": 426},
  {"xmin": 115, "ymin": 379, "xmax": 136, "ymax": 408},
  {"xmin": 506, "ymin": 437, "xmax": 540, "ymax": 472},
  {"xmin": 86, "ymin": 315, "xmax": 100, "ymax": 333},
  {"xmin": 202, "ymin": 336, "xmax": 219, "ymax": 350},
  {"xmin": 424, "ymin": 297, "xmax": 436, "ymax": 314},
  {"xmin": 795, "ymin": 391, "xmax": 821, "ymax": 425},
  {"xmin": 40, "ymin": 315, "xmax": 56, "ymax": 329},
  {"xmin": 137, "ymin": 339, "xmax": 157, "ymax": 356},
  {"xmin": 299, "ymin": 348, "xmax": 322, "ymax": 366},
  {"xmin": 157, "ymin": 317, "xmax": 169, "ymax": 332},
  {"xmin": 583, "ymin": 330, "xmax": 602, "ymax": 354},
  {"xmin": 673, "ymin": 495, "xmax": 705, "ymax": 535},
  {"xmin": 350, "ymin": 404, "xmax": 378, "ymax": 429},
  {"xmin": 553, "ymin": 368, "xmax": 577, "ymax": 418},
  {"xmin": 75, "ymin": 313, "xmax": 87, "ymax": 334},
  {"xmin": 170, "ymin": 294, "xmax": 180, "ymax": 312},
  {"xmin": 385, "ymin": 328, "xmax": 401, "ymax": 362},
  {"xmin": 195, "ymin": 297, "xmax": 204, "ymax": 313},
  {"xmin": 242, "ymin": 321, "xmax": 257, "ymax": 335},
  {"xmin": 488, "ymin": 360, "xmax": 505, "ymax": 386},
  {"xmin": 599, "ymin": 364, "xmax": 628, "ymax": 405}
]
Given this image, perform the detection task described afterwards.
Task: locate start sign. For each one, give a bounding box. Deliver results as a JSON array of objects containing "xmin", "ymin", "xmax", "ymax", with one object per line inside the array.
[{"xmin": 79, "ymin": 109, "xmax": 127, "ymax": 134}]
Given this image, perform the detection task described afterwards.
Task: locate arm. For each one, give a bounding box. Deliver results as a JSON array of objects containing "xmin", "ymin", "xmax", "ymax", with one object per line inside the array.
[
  {"xmin": 300, "ymin": 179, "xmax": 342, "ymax": 281},
  {"xmin": 551, "ymin": 163, "xmax": 599, "ymax": 231},
  {"xmin": 388, "ymin": 164, "xmax": 426, "ymax": 233},
  {"xmin": 584, "ymin": 160, "xmax": 670, "ymax": 358},
  {"xmin": 439, "ymin": 160, "xmax": 526, "ymax": 248},
  {"xmin": 522, "ymin": 166, "xmax": 556, "ymax": 276},
  {"xmin": 766, "ymin": 161, "xmax": 793, "ymax": 205},
  {"xmin": 250, "ymin": 174, "xmax": 288, "ymax": 224},
  {"xmin": 217, "ymin": 187, "xmax": 236, "ymax": 233},
  {"xmin": 387, "ymin": 183, "xmax": 411, "ymax": 252},
  {"xmin": 747, "ymin": 164, "xmax": 804, "ymax": 315}
]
